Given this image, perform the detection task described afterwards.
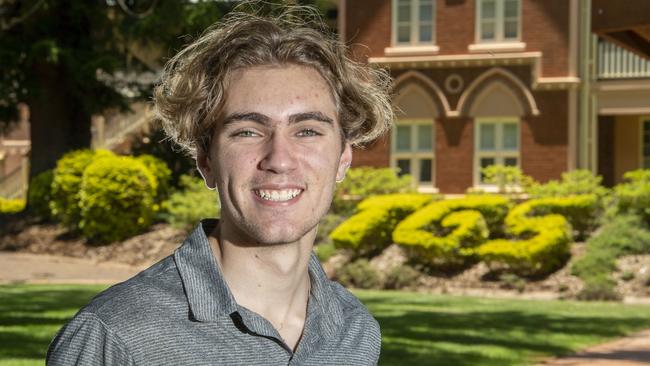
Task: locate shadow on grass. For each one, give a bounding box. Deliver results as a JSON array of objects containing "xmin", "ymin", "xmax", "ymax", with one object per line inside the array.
[
  {"xmin": 0, "ymin": 285, "xmax": 104, "ymax": 360},
  {"xmin": 359, "ymin": 293, "xmax": 650, "ymax": 366}
]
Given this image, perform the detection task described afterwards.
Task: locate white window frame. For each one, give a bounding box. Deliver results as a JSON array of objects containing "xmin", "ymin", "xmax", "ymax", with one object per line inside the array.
[
  {"xmin": 473, "ymin": 117, "xmax": 520, "ymax": 187},
  {"xmin": 641, "ymin": 118, "xmax": 650, "ymax": 169},
  {"xmin": 474, "ymin": 0, "xmax": 522, "ymax": 44},
  {"xmin": 391, "ymin": 119, "xmax": 436, "ymax": 192},
  {"xmin": 391, "ymin": 0, "xmax": 436, "ymax": 47}
]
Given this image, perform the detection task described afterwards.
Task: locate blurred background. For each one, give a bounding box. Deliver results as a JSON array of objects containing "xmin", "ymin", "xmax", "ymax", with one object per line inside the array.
[{"xmin": 1, "ymin": 1, "xmax": 650, "ymax": 365}]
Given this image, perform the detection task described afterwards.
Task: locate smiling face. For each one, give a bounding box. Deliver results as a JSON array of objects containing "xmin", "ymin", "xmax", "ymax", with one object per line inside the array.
[{"xmin": 197, "ymin": 64, "xmax": 352, "ymax": 246}]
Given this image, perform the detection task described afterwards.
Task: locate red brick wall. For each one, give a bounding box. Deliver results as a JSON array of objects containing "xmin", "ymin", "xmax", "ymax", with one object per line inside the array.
[
  {"xmin": 520, "ymin": 90, "xmax": 568, "ymax": 183},
  {"xmin": 352, "ymin": 135, "xmax": 390, "ymax": 167},
  {"xmin": 523, "ymin": 0, "xmax": 570, "ymax": 77},
  {"xmin": 345, "ymin": 0, "xmax": 391, "ymax": 59},
  {"xmin": 435, "ymin": 117, "xmax": 474, "ymax": 193},
  {"xmin": 436, "ymin": 0, "xmax": 475, "ymax": 55}
]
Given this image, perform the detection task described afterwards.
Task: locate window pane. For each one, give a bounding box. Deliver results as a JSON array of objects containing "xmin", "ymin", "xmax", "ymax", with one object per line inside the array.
[
  {"xmin": 502, "ymin": 123, "xmax": 519, "ymax": 150},
  {"xmin": 419, "ymin": 159, "xmax": 432, "ymax": 182},
  {"xmin": 396, "ymin": 125, "xmax": 411, "ymax": 151},
  {"xmin": 481, "ymin": 0, "xmax": 496, "ymax": 19},
  {"xmin": 419, "ymin": 25, "xmax": 433, "ymax": 42},
  {"xmin": 480, "ymin": 21, "xmax": 495, "ymax": 40},
  {"xmin": 417, "ymin": 124, "xmax": 433, "ymax": 151},
  {"xmin": 398, "ymin": 2, "xmax": 411, "ymax": 22},
  {"xmin": 397, "ymin": 25, "xmax": 411, "ymax": 43},
  {"xmin": 419, "ymin": 2, "xmax": 433, "ymax": 22},
  {"xmin": 504, "ymin": 20, "xmax": 518, "ymax": 39},
  {"xmin": 479, "ymin": 157, "xmax": 495, "ymax": 182},
  {"xmin": 504, "ymin": 0, "xmax": 518, "ymax": 18},
  {"xmin": 397, "ymin": 159, "xmax": 411, "ymax": 176},
  {"xmin": 504, "ymin": 157, "xmax": 518, "ymax": 167},
  {"xmin": 479, "ymin": 124, "xmax": 496, "ymax": 150}
]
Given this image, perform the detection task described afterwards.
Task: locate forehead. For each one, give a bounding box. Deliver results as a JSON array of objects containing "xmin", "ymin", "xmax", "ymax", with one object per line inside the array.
[{"xmin": 223, "ymin": 64, "xmax": 337, "ymax": 117}]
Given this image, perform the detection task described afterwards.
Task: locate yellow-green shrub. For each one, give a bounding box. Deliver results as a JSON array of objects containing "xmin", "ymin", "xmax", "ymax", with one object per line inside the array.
[
  {"xmin": 162, "ymin": 175, "xmax": 219, "ymax": 231},
  {"xmin": 330, "ymin": 193, "xmax": 435, "ymax": 257},
  {"xmin": 614, "ymin": 169, "xmax": 650, "ymax": 222},
  {"xmin": 136, "ymin": 154, "xmax": 172, "ymax": 203},
  {"xmin": 27, "ymin": 169, "xmax": 54, "ymax": 219},
  {"xmin": 476, "ymin": 197, "xmax": 575, "ymax": 275},
  {"xmin": 0, "ymin": 198, "xmax": 25, "ymax": 214},
  {"xmin": 50, "ymin": 149, "xmax": 115, "ymax": 229},
  {"xmin": 517, "ymin": 195, "xmax": 599, "ymax": 240},
  {"xmin": 393, "ymin": 195, "xmax": 510, "ymax": 266},
  {"xmin": 79, "ymin": 155, "xmax": 157, "ymax": 244}
]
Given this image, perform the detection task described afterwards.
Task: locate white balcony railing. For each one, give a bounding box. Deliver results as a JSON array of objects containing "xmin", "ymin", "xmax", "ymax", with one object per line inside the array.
[{"xmin": 597, "ymin": 39, "xmax": 650, "ymax": 79}]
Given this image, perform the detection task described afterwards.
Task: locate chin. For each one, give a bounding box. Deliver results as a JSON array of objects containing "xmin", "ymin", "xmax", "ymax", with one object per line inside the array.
[{"xmin": 238, "ymin": 220, "xmax": 318, "ymax": 246}]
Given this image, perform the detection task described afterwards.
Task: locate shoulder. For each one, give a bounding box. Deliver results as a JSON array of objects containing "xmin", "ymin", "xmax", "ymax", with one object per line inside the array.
[{"xmin": 329, "ymin": 280, "xmax": 381, "ymax": 336}]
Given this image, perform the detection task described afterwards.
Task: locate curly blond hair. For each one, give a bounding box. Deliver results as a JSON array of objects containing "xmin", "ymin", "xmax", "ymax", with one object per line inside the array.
[{"xmin": 153, "ymin": 4, "xmax": 393, "ymax": 158}]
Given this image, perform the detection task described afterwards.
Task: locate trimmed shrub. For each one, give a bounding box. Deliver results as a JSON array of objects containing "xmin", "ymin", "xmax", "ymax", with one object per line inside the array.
[
  {"xmin": 331, "ymin": 167, "xmax": 413, "ymax": 215},
  {"xmin": 384, "ymin": 264, "xmax": 421, "ymax": 289},
  {"xmin": 330, "ymin": 193, "xmax": 436, "ymax": 257},
  {"xmin": 162, "ymin": 175, "xmax": 219, "ymax": 231},
  {"xmin": 393, "ymin": 195, "xmax": 510, "ymax": 267},
  {"xmin": 314, "ymin": 242, "xmax": 337, "ymax": 262},
  {"xmin": 79, "ymin": 155, "xmax": 157, "ymax": 244},
  {"xmin": 50, "ymin": 149, "xmax": 115, "ymax": 229},
  {"xmin": 0, "ymin": 198, "xmax": 25, "ymax": 214},
  {"xmin": 476, "ymin": 197, "xmax": 575, "ymax": 276},
  {"xmin": 27, "ymin": 169, "xmax": 54, "ymax": 219},
  {"xmin": 519, "ymin": 195, "xmax": 599, "ymax": 241},
  {"xmin": 614, "ymin": 169, "xmax": 650, "ymax": 223},
  {"xmin": 335, "ymin": 259, "xmax": 381, "ymax": 289},
  {"xmin": 136, "ymin": 154, "xmax": 172, "ymax": 203},
  {"xmin": 316, "ymin": 213, "xmax": 346, "ymax": 246}
]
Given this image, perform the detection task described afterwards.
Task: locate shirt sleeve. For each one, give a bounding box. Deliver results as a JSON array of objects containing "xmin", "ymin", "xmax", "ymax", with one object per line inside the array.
[{"xmin": 46, "ymin": 311, "xmax": 135, "ymax": 366}]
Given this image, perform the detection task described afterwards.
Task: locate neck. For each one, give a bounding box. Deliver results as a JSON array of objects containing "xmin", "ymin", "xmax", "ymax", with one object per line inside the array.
[{"xmin": 208, "ymin": 222, "xmax": 314, "ymax": 339}]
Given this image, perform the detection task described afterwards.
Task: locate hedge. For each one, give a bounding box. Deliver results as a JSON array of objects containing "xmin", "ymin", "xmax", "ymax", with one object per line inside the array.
[
  {"xmin": 0, "ymin": 198, "xmax": 25, "ymax": 214},
  {"xmin": 475, "ymin": 196, "xmax": 582, "ymax": 275},
  {"xmin": 79, "ymin": 155, "xmax": 157, "ymax": 243},
  {"xmin": 392, "ymin": 195, "xmax": 510, "ymax": 267},
  {"xmin": 50, "ymin": 149, "xmax": 115, "ymax": 229},
  {"xmin": 614, "ymin": 169, "xmax": 650, "ymax": 222},
  {"xmin": 27, "ymin": 169, "xmax": 54, "ymax": 219},
  {"xmin": 330, "ymin": 193, "xmax": 435, "ymax": 257}
]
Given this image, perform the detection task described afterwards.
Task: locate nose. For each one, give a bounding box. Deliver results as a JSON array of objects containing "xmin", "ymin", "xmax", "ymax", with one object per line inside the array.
[{"xmin": 258, "ymin": 132, "xmax": 298, "ymax": 174}]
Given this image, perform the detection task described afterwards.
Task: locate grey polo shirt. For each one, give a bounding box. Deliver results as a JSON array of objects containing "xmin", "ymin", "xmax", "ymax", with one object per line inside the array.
[{"xmin": 46, "ymin": 219, "xmax": 381, "ymax": 365}]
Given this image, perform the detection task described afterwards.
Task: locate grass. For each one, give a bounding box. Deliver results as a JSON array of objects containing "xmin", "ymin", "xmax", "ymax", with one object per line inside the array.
[
  {"xmin": 357, "ymin": 290, "xmax": 650, "ymax": 366},
  {"xmin": 2, "ymin": 285, "xmax": 650, "ymax": 365}
]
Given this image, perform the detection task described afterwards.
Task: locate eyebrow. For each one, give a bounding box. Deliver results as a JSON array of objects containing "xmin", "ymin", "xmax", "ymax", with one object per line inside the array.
[{"xmin": 222, "ymin": 111, "xmax": 334, "ymax": 126}]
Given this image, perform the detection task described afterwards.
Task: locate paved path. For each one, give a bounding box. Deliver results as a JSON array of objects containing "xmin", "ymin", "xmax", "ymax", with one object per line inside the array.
[
  {"xmin": 2, "ymin": 251, "xmax": 650, "ymax": 365},
  {"xmin": 0, "ymin": 252, "xmax": 143, "ymax": 284}
]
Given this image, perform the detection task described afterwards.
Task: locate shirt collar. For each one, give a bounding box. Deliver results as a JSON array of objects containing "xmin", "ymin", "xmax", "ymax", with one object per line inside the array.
[{"xmin": 174, "ymin": 219, "xmax": 344, "ymax": 329}]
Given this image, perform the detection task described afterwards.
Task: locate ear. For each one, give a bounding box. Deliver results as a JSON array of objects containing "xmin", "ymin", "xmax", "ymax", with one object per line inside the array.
[
  {"xmin": 336, "ymin": 143, "xmax": 353, "ymax": 183},
  {"xmin": 196, "ymin": 148, "xmax": 217, "ymax": 190}
]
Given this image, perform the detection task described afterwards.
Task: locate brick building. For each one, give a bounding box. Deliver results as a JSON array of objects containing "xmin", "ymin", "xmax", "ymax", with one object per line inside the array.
[{"xmin": 340, "ymin": 0, "xmax": 650, "ymax": 193}]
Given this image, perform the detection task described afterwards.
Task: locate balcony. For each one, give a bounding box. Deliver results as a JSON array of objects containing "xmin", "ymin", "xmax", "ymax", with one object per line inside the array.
[{"xmin": 597, "ymin": 38, "xmax": 650, "ymax": 79}]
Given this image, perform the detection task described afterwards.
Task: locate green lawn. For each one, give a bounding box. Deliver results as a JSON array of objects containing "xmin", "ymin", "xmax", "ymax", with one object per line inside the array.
[{"xmin": 2, "ymin": 285, "xmax": 650, "ymax": 365}]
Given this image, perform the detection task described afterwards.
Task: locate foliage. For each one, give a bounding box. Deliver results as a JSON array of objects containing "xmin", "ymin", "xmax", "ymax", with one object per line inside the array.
[
  {"xmin": 614, "ymin": 169, "xmax": 650, "ymax": 223},
  {"xmin": 334, "ymin": 259, "xmax": 381, "ymax": 289},
  {"xmin": 314, "ymin": 242, "xmax": 337, "ymax": 263},
  {"xmin": 79, "ymin": 155, "xmax": 157, "ymax": 244},
  {"xmin": 49, "ymin": 149, "xmax": 115, "ymax": 230},
  {"xmin": 572, "ymin": 214, "xmax": 650, "ymax": 300},
  {"xmin": 316, "ymin": 213, "xmax": 346, "ymax": 245},
  {"xmin": 476, "ymin": 196, "xmax": 577, "ymax": 276},
  {"xmin": 0, "ymin": 197, "xmax": 25, "ymax": 214},
  {"xmin": 520, "ymin": 194, "xmax": 600, "ymax": 241},
  {"xmin": 393, "ymin": 195, "xmax": 510, "ymax": 268},
  {"xmin": 136, "ymin": 154, "xmax": 172, "ymax": 202},
  {"xmin": 384, "ymin": 265, "xmax": 421, "ymax": 290},
  {"xmin": 331, "ymin": 167, "xmax": 413, "ymax": 215},
  {"xmin": 162, "ymin": 175, "xmax": 220, "ymax": 231},
  {"xmin": 26, "ymin": 169, "xmax": 53, "ymax": 219},
  {"xmin": 330, "ymin": 194, "xmax": 436, "ymax": 257},
  {"xmin": 480, "ymin": 165, "xmax": 534, "ymax": 194},
  {"xmin": 528, "ymin": 170, "xmax": 610, "ymax": 200}
]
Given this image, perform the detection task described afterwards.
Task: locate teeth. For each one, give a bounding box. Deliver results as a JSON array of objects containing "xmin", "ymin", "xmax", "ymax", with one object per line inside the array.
[{"xmin": 255, "ymin": 189, "xmax": 302, "ymax": 202}]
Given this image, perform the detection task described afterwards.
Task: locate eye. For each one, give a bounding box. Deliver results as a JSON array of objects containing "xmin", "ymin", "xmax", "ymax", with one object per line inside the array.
[
  {"xmin": 232, "ymin": 129, "xmax": 259, "ymax": 138},
  {"xmin": 297, "ymin": 128, "xmax": 322, "ymax": 137}
]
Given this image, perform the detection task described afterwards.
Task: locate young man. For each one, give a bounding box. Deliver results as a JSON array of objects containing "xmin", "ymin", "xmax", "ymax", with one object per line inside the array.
[{"xmin": 47, "ymin": 6, "xmax": 393, "ymax": 365}]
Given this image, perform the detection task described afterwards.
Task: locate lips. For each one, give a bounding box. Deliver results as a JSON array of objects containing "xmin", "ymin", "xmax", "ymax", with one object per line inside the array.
[{"xmin": 253, "ymin": 188, "xmax": 303, "ymax": 202}]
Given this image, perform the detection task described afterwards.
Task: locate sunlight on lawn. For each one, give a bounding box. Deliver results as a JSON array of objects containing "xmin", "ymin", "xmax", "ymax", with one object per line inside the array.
[{"xmin": 2, "ymin": 285, "xmax": 650, "ymax": 366}]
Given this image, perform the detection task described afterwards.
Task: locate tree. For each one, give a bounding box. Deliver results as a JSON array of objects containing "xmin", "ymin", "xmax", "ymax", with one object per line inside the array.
[{"xmin": 0, "ymin": 0, "xmax": 336, "ymax": 206}]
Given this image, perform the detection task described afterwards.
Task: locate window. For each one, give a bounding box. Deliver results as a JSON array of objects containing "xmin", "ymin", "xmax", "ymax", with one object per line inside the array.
[
  {"xmin": 391, "ymin": 120, "xmax": 435, "ymax": 188},
  {"xmin": 476, "ymin": 0, "xmax": 520, "ymax": 43},
  {"xmin": 393, "ymin": 0, "xmax": 436, "ymax": 46},
  {"xmin": 641, "ymin": 120, "xmax": 650, "ymax": 169},
  {"xmin": 475, "ymin": 118, "xmax": 520, "ymax": 184}
]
